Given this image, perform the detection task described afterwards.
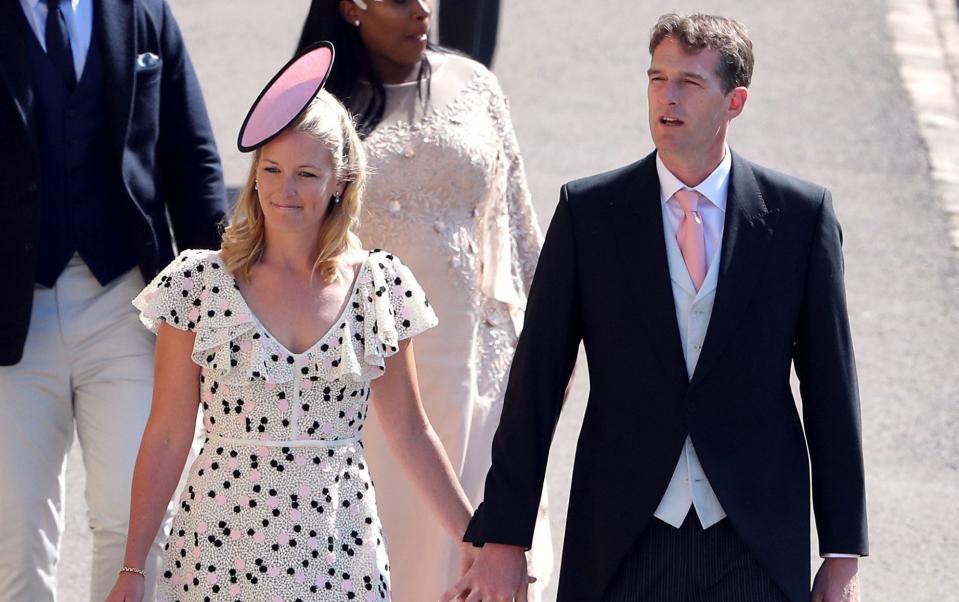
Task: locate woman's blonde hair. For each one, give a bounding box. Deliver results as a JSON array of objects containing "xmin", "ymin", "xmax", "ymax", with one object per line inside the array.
[{"xmin": 221, "ymin": 89, "xmax": 367, "ymax": 283}]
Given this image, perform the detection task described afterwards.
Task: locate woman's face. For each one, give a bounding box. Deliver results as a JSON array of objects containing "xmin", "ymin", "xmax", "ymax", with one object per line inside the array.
[
  {"xmin": 255, "ymin": 129, "xmax": 344, "ymax": 236},
  {"xmin": 342, "ymin": 0, "xmax": 432, "ymax": 74}
]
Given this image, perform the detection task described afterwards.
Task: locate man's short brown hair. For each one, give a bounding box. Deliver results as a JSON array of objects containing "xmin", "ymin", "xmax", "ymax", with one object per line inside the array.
[{"xmin": 649, "ymin": 13, "xmax": 754, "ymax": 92}]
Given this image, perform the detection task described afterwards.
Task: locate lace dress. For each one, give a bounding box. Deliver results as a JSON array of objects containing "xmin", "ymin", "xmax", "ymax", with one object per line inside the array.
[
  {"xmin": 133, "ymin": 249, "xmax": 437, "ymax": 602},
  {"xmin": 352, "ymin": 53, "xmax": 553, "ymax": 601}
]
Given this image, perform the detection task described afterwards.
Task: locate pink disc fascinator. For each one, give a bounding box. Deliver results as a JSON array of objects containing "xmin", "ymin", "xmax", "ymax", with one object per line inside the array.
[{"xmin": 237, "ymin": 41, "xmax": 335, "ymax": 152}]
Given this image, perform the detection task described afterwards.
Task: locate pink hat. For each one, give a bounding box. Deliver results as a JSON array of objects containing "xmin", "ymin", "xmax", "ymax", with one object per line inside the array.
[{"xmin": 237, "ymin": 41, "xmax": 335, "ymax": 152}]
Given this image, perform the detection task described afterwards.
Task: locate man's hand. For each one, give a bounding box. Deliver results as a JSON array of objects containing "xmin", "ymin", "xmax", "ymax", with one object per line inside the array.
[
  {"xmin": 458, "ymin": 541, "xmax": 480, "ymax": 577},
  {"xmin": 441, "ymin": 543, "xmax": 532, "ymax": 602},
  {"xmin": 812, "ymin": 557, "xmax": 860, "ymax": 602}
]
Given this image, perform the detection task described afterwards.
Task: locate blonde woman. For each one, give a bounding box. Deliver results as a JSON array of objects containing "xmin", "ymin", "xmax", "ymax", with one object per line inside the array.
[
  {"xmin": 105, "ymin": 47, "xmax": 475, "ymax": 601},
  {"xmin": 298, "ymin": 3, "xmax": 553, "ymax": 599}
]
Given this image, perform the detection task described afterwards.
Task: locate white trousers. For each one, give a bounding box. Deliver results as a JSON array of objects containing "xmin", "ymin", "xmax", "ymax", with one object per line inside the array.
[{"xmin": 0, "ymin": 257, "xmax": 169, "ymax": 602}]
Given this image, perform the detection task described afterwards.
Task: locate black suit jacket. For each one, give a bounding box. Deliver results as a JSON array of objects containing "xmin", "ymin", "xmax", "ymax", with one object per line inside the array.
[
  {"xmin": 464, "ymin": 151, "xmax": 868, "ymax": 602},
  {"xmin": 0, "ymin": 0, "xmax": 225, "ymax": 365}
]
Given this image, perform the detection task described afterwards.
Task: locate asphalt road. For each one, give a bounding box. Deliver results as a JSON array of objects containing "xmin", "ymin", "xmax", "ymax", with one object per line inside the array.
[{"xmin": 57, "ymin": 1, "xmax": 958, "ymax": 600}]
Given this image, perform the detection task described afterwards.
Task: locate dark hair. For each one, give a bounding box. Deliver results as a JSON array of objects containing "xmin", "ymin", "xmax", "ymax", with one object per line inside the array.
[
  {"xmin": 297, "ymin": 0, "xmax": 435, "ymax": 137},
  {"xmin": 649, "ymin": 13, "xmax": 754, "ymax": 92}
]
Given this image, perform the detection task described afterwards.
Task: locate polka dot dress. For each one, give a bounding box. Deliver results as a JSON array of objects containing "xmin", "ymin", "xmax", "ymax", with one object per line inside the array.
[{"xmin": 133, "ymin": 249, "xmax": 438, "ymax": 602}]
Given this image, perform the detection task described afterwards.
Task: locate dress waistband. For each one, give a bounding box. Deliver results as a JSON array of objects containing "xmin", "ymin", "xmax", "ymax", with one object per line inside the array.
[{"xmin": 208, "ymin": 434, "xmax": 358, "ymax": 449}]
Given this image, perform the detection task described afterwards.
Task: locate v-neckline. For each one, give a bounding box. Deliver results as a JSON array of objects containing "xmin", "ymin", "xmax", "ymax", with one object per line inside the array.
[{"xmin": 228, "ymin": 253, "xmax": 369, "ymax": 357}]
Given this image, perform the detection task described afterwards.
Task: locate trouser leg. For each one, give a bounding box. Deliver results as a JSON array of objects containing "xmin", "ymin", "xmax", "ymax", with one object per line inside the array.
[
  {"xmin": 0, "ymin": 285, "xmax": 73, "ymax": 602},
  {"xmin": 59, "ymin": 263, "xmax": 166, "ymax": 601},
  {"xmin": 602, "ymin": 517, "xmax": 683, "ymax": 602},
  {"xmin": 687, "ymin": 518, "xmax": 790, "ymax": 602},
  {"xmin": 603, "ymin": 512, "xmax": 790, "ymax": 602}
]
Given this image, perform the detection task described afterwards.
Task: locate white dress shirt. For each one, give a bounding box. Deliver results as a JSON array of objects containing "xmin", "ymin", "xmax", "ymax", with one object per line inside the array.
[{"xmin": 19, "ymin": 0, "xmax": 93, "ymax": 80}]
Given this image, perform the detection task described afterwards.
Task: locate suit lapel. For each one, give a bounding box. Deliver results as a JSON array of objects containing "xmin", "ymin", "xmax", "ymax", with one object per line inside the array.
[
  {"xmin": 610, "ymin": 153, "xmax": 689, "ymax": 395},
  {"xmin": 96, "ymin": 0, "xmax": 135, "ymax": 160},
  {"xmin": 0, "ymin": 2, "xmax": 38, "ymax": 152},
  {"xmin": 690, "ymin": 152, "xmax": 780, "ymax": 387}
]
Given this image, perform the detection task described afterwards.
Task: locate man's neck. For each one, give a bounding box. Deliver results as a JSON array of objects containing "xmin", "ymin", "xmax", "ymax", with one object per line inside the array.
[{"xmin": 658, "ymin": 145, "xmax": 727, "ymax": 188}]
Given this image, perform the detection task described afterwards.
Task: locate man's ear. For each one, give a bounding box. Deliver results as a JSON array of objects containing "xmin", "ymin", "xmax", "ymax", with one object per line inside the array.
[{"xmin": 727, "ymin": 86, "xmax": 748, "ymax": 119}]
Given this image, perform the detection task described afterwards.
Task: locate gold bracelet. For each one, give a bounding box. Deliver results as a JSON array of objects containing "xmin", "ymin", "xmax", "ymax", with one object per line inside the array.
[{"xmin": 119, "ymin": 566, "xmax": 146, "ymax": 578}]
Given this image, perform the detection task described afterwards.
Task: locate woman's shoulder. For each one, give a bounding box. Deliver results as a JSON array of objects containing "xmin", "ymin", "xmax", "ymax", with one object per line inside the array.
[
  {"xmin": 169, "ymin": 248, "xmax": 223, "ymax": 268},
  {"xmin": 154, "ymin": 248, "xmax": 226, "ymax": 283},
  {"xmin": 359, "ymin": 249, "xmax": 430, "ymax": 294},
  {"xmin": 434, "ymin": 51, "xmax": 487, "ymax": 75},
  {"xmin": 431, "ymin": 51, "xmax": 499, "ymax": 90},
  {"xmin": 362, "ymin": 248, "xmax": 410, "ymax": 274}
]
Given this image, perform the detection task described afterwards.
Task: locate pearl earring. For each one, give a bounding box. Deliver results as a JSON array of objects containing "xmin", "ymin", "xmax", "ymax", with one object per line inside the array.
[
  {"xmin": 333, "ymin": 192, "xmax": 342, "ymax": 204},
  {"xmin": 354, "ymin": 20, "xmax": 360, "ymax": 26}
]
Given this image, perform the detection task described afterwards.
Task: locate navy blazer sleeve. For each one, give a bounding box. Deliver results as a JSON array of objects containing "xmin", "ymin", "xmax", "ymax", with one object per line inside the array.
[
  {"xmin": 793, "ymin": 190, "xmax": 869, "ymax": 556},
  {"xmin": 464, "ymin": 186, "xmax": 582, "ymax": 547},
  {"xmin": 155, "ymin": 2, "xmax": 225, "ymax": 250}
]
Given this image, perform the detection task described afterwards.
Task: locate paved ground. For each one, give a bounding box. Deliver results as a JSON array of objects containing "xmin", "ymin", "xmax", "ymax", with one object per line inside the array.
[{"xmin": 57, "ymin": 1, "xmax": 958, "ymax": 600}]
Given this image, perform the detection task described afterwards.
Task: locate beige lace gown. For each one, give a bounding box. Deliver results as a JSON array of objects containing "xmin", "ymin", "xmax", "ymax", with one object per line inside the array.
[{"xmin": 352, "ymin": 53, "xmax": 553, "ymax": 601}]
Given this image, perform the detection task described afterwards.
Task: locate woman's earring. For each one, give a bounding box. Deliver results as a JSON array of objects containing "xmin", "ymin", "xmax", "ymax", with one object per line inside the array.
[
  {"xmin": 333, "ymin": 192, "xmax": 342, "ymax": 204},
  {"xmin": 353, "ymin": 20, "xmax": 360, "ymax": 27},
  {"xmin": 254, "ymin": 180, "xmax": 258, "ymax": 191}
]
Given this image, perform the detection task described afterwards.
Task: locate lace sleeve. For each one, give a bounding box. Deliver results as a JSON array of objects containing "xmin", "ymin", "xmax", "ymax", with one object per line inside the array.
[{"xmin": 486, "ymin": 72, "xmax": 543, "ymax": 295}]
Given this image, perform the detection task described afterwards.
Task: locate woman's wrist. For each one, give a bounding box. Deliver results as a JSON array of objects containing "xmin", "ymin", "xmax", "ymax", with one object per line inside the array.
[
  {"xmin": 119, "ymin": 566, "xmax": 146, "ymax": 577},
  {"xmin": 121, "ymin": 550, "xmax": 149, "ymax": 574}
]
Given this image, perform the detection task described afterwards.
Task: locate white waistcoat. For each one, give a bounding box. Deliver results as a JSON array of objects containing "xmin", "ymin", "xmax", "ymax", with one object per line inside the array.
[{"xmin": 652, "ymin": 208, "xmax": 727, "ymax": 529}]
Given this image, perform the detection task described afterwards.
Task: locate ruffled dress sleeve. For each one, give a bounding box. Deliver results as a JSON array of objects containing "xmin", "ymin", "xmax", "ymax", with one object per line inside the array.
[
  {"xmin": 360, "ymin": 250, "xmax": 439, "ymax": 375},
  {"xmin": 132, "ymin": 249, "xmax": 216, "ymax": 333}
]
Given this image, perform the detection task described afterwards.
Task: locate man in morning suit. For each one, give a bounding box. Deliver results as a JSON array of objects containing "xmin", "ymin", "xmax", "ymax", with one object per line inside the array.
[
  {"xmin": 0, "ymin": 0, "xmax": 225, "ymax": 599},
  {"xmin": 444, "ymin": 13, "xmax": 867, "ymax": 602}
]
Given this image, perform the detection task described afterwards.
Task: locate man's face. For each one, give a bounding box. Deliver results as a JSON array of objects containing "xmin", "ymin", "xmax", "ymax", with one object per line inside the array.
[{"xmin": 647, "ymin": 36, "xmax": 737, "ymax": 161}]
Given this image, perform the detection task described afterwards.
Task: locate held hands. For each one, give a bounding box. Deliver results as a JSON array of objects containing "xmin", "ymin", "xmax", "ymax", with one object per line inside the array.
[
  {"xmin": 104, "ymin": 572, "xmax": 145, "ymax": 602},
  {"xmin": 812, "ymin": 558, "xmax": 860, "ymax": 602},
  {"xmin": 458, "ymin": 541, "xmax": 481, "ymax": 576},
  {"xmin": 441, "ymin": 543, "xmax": 535, "ymax": 602}
]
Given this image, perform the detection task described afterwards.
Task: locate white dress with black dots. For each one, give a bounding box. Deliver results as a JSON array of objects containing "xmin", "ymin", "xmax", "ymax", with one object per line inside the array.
[{"xmin": 133, "ymin": 248, "xmax": 437, "ymax": 602}]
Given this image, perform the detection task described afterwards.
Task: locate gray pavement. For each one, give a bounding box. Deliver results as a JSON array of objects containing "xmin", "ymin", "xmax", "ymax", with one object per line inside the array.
[{"xmin": 57, "ymin": 1, "xmax": 957, "ymax": 600}]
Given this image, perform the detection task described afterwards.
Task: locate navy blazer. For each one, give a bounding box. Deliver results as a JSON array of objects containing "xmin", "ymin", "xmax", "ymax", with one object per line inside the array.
[
  {"xmin": 0, "ymin": 0, "xmax": 226, "ymax": 365},
  {"xmin": 464, "ymin": 151, "xmax": 868, "ymax": 602}
]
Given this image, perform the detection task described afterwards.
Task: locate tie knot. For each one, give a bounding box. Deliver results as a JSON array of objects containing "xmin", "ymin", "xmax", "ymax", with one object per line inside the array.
[{"xmin": 674, "ymin": 188, "xmax": 700, "ymax": 213}]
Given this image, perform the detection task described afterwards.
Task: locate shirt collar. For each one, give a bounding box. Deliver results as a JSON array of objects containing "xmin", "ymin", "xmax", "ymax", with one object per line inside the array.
[
  {"xmin": 29, "ymin": 0, "xmax": 81, "ymax": 9},
  {"xmin": 656, "ymin": 146, "xmax": 732, "ymax": 211}
]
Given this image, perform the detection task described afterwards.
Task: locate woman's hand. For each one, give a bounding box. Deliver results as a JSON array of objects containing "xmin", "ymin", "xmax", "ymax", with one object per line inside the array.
[{"xmin": 104, "ymin": 572, "xmax": 145, "ymax": 602}]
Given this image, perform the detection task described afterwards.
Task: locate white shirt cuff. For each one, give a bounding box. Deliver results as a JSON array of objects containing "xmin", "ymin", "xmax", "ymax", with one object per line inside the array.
[{"xmin": 822, "ymin": 553, "xmax": 861, "ymax": 558}]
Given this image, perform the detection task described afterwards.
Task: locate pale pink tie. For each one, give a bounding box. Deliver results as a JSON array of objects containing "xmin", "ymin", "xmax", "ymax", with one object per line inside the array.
[{"xmin": 674, "ymin": 188, "xmax": 707, "ymax": 290}]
